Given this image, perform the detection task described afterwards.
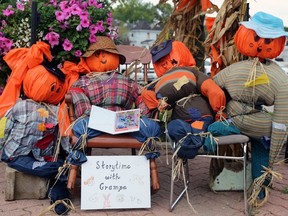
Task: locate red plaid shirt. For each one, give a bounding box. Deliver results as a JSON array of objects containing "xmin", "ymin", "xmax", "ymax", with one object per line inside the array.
[{"xmin": 69, "ymin": 71, "xmax": 150, "ymax": 118}]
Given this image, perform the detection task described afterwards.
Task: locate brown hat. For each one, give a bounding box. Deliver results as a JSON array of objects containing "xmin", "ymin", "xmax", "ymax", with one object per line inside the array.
[{"xmin": 82, "ymin": 36, "xmax": 126, "ymax": 64}]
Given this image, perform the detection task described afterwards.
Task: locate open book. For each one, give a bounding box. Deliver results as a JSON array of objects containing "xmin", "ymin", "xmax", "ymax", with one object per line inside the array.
[{"xmin": 88, "ymin": 105, "xmax": 140, "ymax": 135}]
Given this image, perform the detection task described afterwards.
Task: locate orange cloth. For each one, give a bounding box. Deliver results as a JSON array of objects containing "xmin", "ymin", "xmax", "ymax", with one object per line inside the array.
[
  {"xmin": 0, "ymin": 42, "xmax": 52, "ymax": 117},
  {"xmin": 200, "ymin": 79, "xmax": 226, "ymax": 112},
  {"xmin": 153, "ymin": 41, "xmax": 196, "ymax": 78}
]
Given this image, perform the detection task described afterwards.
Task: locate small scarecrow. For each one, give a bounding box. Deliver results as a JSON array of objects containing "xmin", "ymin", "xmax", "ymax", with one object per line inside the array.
[
  {"xmin": 0, "ymin": 42, "xmax": 73, "ymax": 215},
  {"xmin": 213, "ymin": 12, "xmax": 288, "ymax": 207},
  {"xmin": 141, "ymin": 39, "xmax": 226, "ymax": 159}
]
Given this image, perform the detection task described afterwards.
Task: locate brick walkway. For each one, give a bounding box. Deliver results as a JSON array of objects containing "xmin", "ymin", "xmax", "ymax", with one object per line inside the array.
[{"xmin": 0, "ymin": 145, "xmax": 287, "ymax": 216}]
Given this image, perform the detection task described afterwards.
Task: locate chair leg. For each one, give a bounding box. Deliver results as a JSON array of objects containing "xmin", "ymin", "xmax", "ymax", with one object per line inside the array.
[
  {"xmin": 243, "ymin": 143, "xmax": 249, "ymax": 216},
  {"xmin": 169, "ymin": 158, "xmax": 189, "ymax": 211},
  {"xmin": 67, "ymin": 165, "xmax": 78, "ymax": 190},
  {"xmin": 150, "ymin": 159, "xmax": 160, "ymax": 193},
  {"xmin": 285, "ymin": 140, "xmax": 288, "ymax": 162}
]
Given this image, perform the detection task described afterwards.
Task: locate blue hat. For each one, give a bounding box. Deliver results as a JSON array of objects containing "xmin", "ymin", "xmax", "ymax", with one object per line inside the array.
[
  {"xmin": 240, "ymin": 12, "xmax": 288, "ymax": 39},
  {"xmin": 150, "ymin": 40, "xmax": 173, "ymax": 63}
]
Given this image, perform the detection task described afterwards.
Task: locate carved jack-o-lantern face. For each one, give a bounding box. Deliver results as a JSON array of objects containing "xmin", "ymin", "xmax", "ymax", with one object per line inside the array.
[
  {"xmin": 153, "ymin": 55, "xmax": 175, "ymax": 78},
  {"xmin": 23, "ymin": 65, "xmax": 68, "ymax": 104},
  {"xmin": 234, "ymin": 25, "xmax": 286, "ymax": 59},
  {"xmin": 85, "ymin": 50, "xmax": 120, "ymax": 72}
]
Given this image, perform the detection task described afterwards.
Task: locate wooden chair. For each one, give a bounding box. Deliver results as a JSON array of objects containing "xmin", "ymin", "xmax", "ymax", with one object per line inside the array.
[{"xmin": 65, "ymin": 93, "xmax": 160, "ymax": 193}]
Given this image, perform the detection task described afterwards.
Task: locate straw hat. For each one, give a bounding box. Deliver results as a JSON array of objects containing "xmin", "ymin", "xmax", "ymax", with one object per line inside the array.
[
  {"xmin": 240, "ymin": 12, "xmax": 288, "ymax": 39},
  {"xmin": 82, "ymin": 36, "xmax": 126, "ymax": 64}
]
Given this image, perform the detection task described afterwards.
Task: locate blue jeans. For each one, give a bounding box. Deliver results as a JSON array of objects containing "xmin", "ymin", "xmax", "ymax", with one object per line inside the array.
[
  {"xmin": 168, "ymin": 117, "xmax": 214, "ymax": 159},
  {"xmin": 1, "ymin": 151, "xmax": 64, "ymax": 179},
  {"xmin": 72, "ymin": 116, "xmax": 162, "ymax": 148}
]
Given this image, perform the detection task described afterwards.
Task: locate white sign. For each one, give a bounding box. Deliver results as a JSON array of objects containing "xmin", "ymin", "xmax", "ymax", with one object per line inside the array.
[
  {"xmin": 81, "ymin": 156, "xmax": 151, "ymax": 210},
  {"xmin": 88, "ymin": 105, "xmax": 140, "ymax": 135}
]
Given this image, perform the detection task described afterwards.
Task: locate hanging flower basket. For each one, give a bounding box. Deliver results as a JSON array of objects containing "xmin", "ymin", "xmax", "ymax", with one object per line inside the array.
[{"xmin": 0, "ymin": 0, "xmax": 118, "ymax": 86}]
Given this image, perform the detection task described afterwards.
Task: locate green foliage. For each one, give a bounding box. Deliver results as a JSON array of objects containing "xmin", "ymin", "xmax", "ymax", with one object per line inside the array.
[
  {"xmin": 284, "ymin": 186, "xmax": 288, "ymax": 194},
  {"xmin": 113, "ymin": 0, "xmax": 172, "ymax": 25}
]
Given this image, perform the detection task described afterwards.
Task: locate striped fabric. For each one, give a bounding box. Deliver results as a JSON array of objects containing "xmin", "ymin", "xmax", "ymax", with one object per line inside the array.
[{"xmin": 213, "ymin": 59, "xmax": 288, "ymax": 165}]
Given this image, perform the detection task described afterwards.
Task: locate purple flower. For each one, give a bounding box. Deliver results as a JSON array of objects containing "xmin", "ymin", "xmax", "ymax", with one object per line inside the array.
[
  {"xmin": 96, "ymin": 2, "xmax": 103, "ymax": 9},
  {"xmin": 74, "ymin": 50, "xmax": 82, "ymax": 57},
  {"xmin": 71, "ymin": 4, "xmax": 81, "ymax": 15},
  {"xmin": 45, "ymin": 32, "xmax": 60, "ymax": 47},
  {"xmin": 106, "ymin": 17, "xmax": 113, "ymax": 26},
  {"xmin": 49, "ymin": 0, "xmax": 57, "ymax": 7},
  {"xmin": 59, "ymin": 1, "xmax": 69, "ymax": 11},
  {"xmin": 76, "ymin": 24, "xmax": 82, "ymax": 31},
  {"xmin": 2, "ymin": 5, "xmax": 14, "ymax": 17},
  {"xmin": 16, "ymin": 3, "xmax": 25, "ymax": 11},
  {"xmin": 62, "ymin": 38, "xmax": 73, "ymax": 51},
  {"xmin": 96, "ymin": 21, "xmax": 105, "ymax": 33},
  {"xmin": 0, "ymin": 36, "xmax": 13, "ymax": 55},
  {"xmin": 62, "ymin": 8, "xmax": 72, "ymax": 20},
  {"xmin": 55, "ymin": 11, "xmax": 65, "ymax": 22},
  {"xmin": 79, "ymin": 11, "xmax": 89, "ymax": 20},
  {"xmin": 80, "ymin": 17, "xmax": 90, "ymax": 28},
  {"xmin": 89, "ymin": 34, "xmax": 97, "ymax": 43},
  {"xmin": 89, "ymin": 24, "xmax": 98, "ymax": 35},
  {"xmin": 88, "ymin": 0, "xmax": 97, "ymax": 7}
]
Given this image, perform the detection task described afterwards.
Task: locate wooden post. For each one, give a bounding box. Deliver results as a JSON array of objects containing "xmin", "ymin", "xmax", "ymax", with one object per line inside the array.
[{"xmin": 31, "ymin": 1, "xmax": 38, "ymax": 45}]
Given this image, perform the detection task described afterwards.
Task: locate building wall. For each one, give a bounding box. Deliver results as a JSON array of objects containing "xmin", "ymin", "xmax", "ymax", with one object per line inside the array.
[{"xmin": 128, "ymin": 29, "xmax": 161, "ymax": 49}]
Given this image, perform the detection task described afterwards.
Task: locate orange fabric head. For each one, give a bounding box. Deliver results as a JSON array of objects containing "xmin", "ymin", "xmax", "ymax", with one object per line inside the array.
[
  {"xmin": 23, "ymin": 65, "xmax": 68, "ymax": 104},
  {"xmin": 234, "ymin": 25, "xmax": 286, "ymax": 59},
  {"xmin": 153, "ymin": 41, "xmax": 196, "ymax": 77},
  {"xmin": 0, "ymin": 42, "xmax": 53, "ymax": 117},
  {"xmin": 85, "ymin": 50, "xmax": 120, "ymax": 72}
]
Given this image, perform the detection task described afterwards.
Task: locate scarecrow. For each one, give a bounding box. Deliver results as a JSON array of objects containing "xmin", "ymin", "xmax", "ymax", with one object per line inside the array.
[
  {"xmin": 0, "ymin": 42, "xmax": 73, "ymax": 215},
  {"xmin": 66, "ymin": 36, "xmax": 161, "ymax": 162},
  {"xmin": 141, "ymin": 39, "xmax": 226, "ymax": 159},
  {"xmin": 212, "ymin": 12, "xmax": 288, "ymax": 207}
]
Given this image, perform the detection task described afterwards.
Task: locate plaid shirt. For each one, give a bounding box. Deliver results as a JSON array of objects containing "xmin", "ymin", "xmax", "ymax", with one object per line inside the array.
[
  {"xmin": 0, "ymin": 100, "xmax": 69, "ymax": 160},
  {"xmin": 69, "ymin": 71, "xmax": 150, "ymax": 118}
]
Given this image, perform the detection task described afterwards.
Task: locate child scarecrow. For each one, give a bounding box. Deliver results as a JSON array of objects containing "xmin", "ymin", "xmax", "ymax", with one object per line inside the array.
[
  {"xmin": 212, "ymin": 12, "xmax": 288, "ymax": 206},
  {"xmin": 66, "ymin": 36, "xmax": 161, "ymax": 164},
  {"xmin": 141, "ymin": 40, "xmax": 226, "ymax": 159},
  {"xmin": 0, "ymin": 42, "xmax": 73, "ymax": 215}
]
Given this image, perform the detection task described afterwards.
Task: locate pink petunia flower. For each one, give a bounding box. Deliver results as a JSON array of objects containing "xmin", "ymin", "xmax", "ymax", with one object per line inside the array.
[
  {"xmin": 89, "ymin": 34, "xmax": 97, "ymax": 43},
  {"xmin": 3, "ymin": 5, "xmax": 15, "ymax": 17},
  {"xmin": 96, "ymin": 21, "xmax": 105, "ymax": 33},
  {"xmin": 80, "ymin": 17, "xmax": 90, "ymax": 28},
  {"xmin": 16, "ymin": 3, "xmax": 25, "ymax": 11},
  {"xmin": 45, "ymin": 32, "xmax": 60, "ymax": 48},
  {"xmin": 59, "ymin": 1, "xmax": 69, "ymax": 11},
  {"xmin": 74, "ymin": 50, "xmax": 82, "ymax": 57},
  {"xmin": 71, "ymin": 4, "xmax": 81, "ymax": 15},
  {"xmin": 89, "ymin": 24, "xmax": 98, "ymax": 35},
  {"xmin": 55, "ymin": 11, "xmax": 65, "ymax": 22},
  {"xmin": 62, "ymin": 38, "xmax": 73, "ymax": 51},
  {"xmin": 76, "ymin": 24, "xmax": 82, "ymax": 31}
]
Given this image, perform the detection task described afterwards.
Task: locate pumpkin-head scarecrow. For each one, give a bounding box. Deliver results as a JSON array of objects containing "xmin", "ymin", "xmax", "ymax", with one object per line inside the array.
[
  {"xmin": 0, "ymin": 42, "xmax": 72, "ymax": 215},
  {"xmin": 0, "ymin": 42, "xmax": 68, "ymax": 117},
  {"xmin": 79, "ymin": 36, "xmax": 126, "ymax": 73},
  {"xmin": 68, "ymin": 36, "xmax": 162, "ymax": 184},
  {"xmin": 234, "ymin": 12, "xmax": 286, "ymax": 61},
  {"xmin": 213, "ymin": 11, "xmax": 288, "ymax": 206},
  {"xmin": 141, "ymin": 39, "xmax": 226, "ymax": 159}
]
